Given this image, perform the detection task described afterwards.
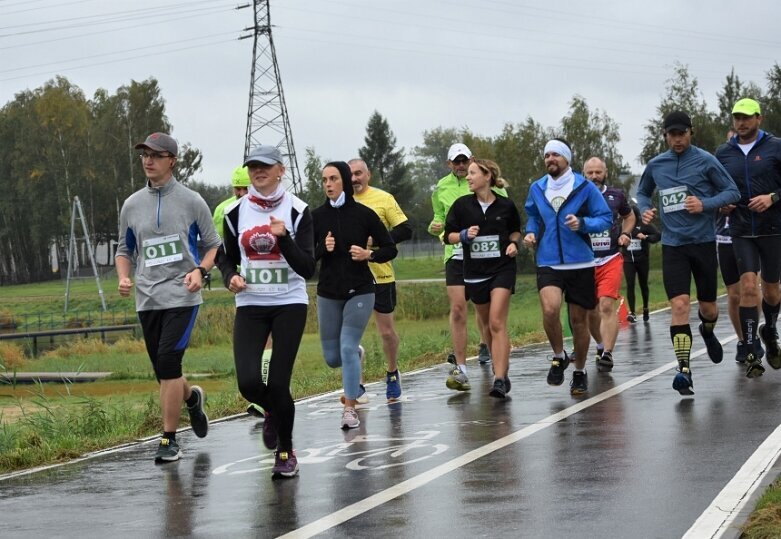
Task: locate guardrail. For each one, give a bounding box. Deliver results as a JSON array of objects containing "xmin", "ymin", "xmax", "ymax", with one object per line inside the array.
[{"xmin": 0, "ymin": 324, "xmax": 139, "ymax": 357}]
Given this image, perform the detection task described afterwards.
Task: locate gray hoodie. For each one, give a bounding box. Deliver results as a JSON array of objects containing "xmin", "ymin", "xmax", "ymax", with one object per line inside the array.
[{"xmin": 116, "ymin": 177, "xmax": 221, "ymax": 311}]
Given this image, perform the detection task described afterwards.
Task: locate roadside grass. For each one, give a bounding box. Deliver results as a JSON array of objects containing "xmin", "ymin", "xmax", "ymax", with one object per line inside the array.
[{"xmin": 744, "ymin": 479, "xmax": 781, "ymax": 538}]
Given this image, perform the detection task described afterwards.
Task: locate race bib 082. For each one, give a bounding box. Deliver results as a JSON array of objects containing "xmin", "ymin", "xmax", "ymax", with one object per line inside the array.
[{"xmin": 470, "ymin": 235, "xmax": 501, "ymax": 259}]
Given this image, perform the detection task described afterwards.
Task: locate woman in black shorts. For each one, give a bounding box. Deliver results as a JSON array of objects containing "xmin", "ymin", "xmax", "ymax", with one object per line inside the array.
[{"xmin": 444, "ymin": 159, "xmax": 522, "ymax": 398}]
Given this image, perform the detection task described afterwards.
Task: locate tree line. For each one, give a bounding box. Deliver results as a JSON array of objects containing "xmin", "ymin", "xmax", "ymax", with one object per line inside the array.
[{"xmin": 2, "ymin": 63, "xmax": 781, "ymax": 284}]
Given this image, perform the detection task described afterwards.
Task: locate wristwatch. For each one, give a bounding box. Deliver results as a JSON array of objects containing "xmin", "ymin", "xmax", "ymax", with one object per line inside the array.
[
  {"xmin": 771, "ymin": 192, "xmax": 779, "ymax": 205},
  {"xmin": 193, "ymin": 266, "xmax": 208, "ymax": 278}
]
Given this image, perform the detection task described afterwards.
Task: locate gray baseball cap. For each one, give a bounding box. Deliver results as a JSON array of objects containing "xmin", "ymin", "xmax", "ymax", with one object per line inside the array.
[
  {"xmin": 134, "ymin": 132, "xmax": 178, "ymax": 156},
  {"xmin": 244, "ymin": 144, "xmax": 284, "ymax": 166}
]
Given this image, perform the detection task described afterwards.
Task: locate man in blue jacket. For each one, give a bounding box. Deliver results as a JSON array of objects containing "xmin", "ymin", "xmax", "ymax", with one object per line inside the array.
[
  {"xmin": 715, "ymin": 98, "xmax": 781, "ymax": 377},
  {"xmin": 524, "ymin": 139, "xmax": 612, "ymax": 396},
  {"xmin": 637, "ymin": 111, "xmax": 740, "ymax": 395}
]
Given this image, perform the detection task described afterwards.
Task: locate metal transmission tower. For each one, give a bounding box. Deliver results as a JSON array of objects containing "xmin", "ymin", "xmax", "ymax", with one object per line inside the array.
[{"xmin": 239, "ymin": 0, "xmax": 302, "ymax": 194}]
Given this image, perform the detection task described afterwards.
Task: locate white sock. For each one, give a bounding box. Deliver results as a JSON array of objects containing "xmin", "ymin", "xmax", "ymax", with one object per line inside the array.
[{"xmin": 458, "ymin": 364, "xmax": 468, "ymax": 375}]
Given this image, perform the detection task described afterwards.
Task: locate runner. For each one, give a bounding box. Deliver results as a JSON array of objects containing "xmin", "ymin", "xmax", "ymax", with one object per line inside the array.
[
  {"xmin": 349, "ymin": 158, "xmax": 412, "ymax": 402},
  {"xmin": 583, "ymin": 157, "xmax": 635, "ymax": 371},
  {"xmin": 622, "ymin": 200, "xmax": 660, "ymax": 323},
  {"xmin": 523, "ymin": 139, "xmax": 612, "ymax": 396},
  {"xmin": 116, "ymin": 132, "xmax": 220, "ymax": 462},
  {"xmin": 637, "ymin": 110, "xmax": 739, "ymax": 395},
  {"xmin": 216, "ymin": 144, "xmax": 315, "ymax": 479},
  {"xmin": 715, "ymin": 98, "xmax": 781, "ymax": 377},
  {"xmin": 444, "ymin": 159, "xmax": 521, "ymax": 398},
  {"xmin": 211, "ymin": 166, "xmax": 271, "ymax": 418},
  {"xmin": 312, "ymin": 161, "xmax": 397, "ymax": 429},
  {"xmin": 428, "ymin": 143, "xmax": 508, "ymax": 391}
]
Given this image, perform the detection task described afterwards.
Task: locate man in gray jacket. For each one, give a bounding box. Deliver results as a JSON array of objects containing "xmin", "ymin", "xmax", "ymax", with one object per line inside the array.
[{"xmin": 116, "ymin": 132, "xmax": 221, "ymax": 463}]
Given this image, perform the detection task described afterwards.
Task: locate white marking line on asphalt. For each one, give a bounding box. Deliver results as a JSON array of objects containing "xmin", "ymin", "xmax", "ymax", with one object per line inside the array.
[
  {"xmin": 683, "ymin": 423, "xmax": 781, "ymax": 539},
  {"xmin": 278, "ymin": 359, "xmax": 680, "ymax": 539}
]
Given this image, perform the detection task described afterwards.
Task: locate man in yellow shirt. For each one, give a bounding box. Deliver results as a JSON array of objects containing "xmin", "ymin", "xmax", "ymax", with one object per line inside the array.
[{"xmin": 349, "ymin": 158, "xmax": 412, "ymax": 401}]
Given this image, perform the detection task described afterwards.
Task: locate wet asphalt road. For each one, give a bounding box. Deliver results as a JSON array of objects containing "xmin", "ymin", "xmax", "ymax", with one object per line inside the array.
[{"xmin": 3, "ymin": 297, "xmax": 781, "ymax": 538}]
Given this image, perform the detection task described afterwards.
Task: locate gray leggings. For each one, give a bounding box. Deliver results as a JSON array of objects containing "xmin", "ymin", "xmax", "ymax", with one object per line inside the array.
[{"xmin": 316, "ymin": 294, "xmax": 374, "ymax": 400}]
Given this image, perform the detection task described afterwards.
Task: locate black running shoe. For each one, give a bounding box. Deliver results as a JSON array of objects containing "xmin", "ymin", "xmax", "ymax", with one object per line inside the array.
[
  {"xmin": 672, "ymin": 369, "xmax": 694, "ymax": 396},
  {"xmin": 643, "ymin": 308, "xmax": 650, "ymax": 322},
  {"xmin": 503, "ymin": 376, "xmax": 511, "ymax": 394},
  {"xmin": 698, "ymin": 323, "xmax": 723, "ymax": 364},
  {"xmin": 478, "ymin": 343, "xmax": 492, "ymax": 365},
  {"xmin": 626, "ymin": 312, "xmax": 637, "ymax": 323},
  {"xmin": 489, "ymin": 378, "xmax": 507, "ymax": 398},
  {"xmin": 759, "ymin": 323, "xmax": 781, "ymax": 369},
  {"xmin": 154, "ymin": 437, "xmax": 181, "ymax": 463},
  {"xmin": 596, "ymin": 350, "xmax": 614, "ymax": 372},
  {"xmin": 547, "ymin": 353, "xmax": 570, "ymax": 386},
  {"xmin": 187, "ymin": 385, "xmax": 209, "ymax": 438},
  {"xmin": 735, "ymin": 341, "xmax": 748, "ymax": 364},
  {"xmin": 446, "ymin": 353, "xmax": 457, "ymax": 366},
  {"xmin": 570, "ymin": 371, "xmax": 588, "ymax": 396}
]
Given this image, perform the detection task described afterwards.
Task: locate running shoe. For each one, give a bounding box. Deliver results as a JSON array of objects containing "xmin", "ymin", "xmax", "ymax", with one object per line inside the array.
[
  {"xmin": 755, "ymin": 337, "xmax": 765, "ymax": 360},
  {"xmin": 503, "ymin": 376, "xmax": 512, "ymax": 394},
  {"xmin": 478, "ymin": 343, "xmax": 492, "ymax": 365},
  {"xmin": 262, "ymin": 412, "xmax": 277, "ymax": 450},
  {"xmin": 735, "ymin": 341, "xmax": 748, "ymax": 364},
  {"xmin": 546, "ymin": 353, "xmax": 570, "ymax": 386},
  {"xmin": 187, "ymin": 385, "xmax": 209, "ymax": 438},
  {"xmin": 698, "ymin": 323, "xmax": 723, "ymax": 364},
  {"xmin": 446, "ymin": 367, "xmax": 471, "ymax": 391},
  {"xmin": 626, "ymin": 312, "xmax": 637, "ymax": 323},
  {"xmin": 154, "ymin": 437, "xmax": 181, "ymax": 463},
  {"xmin": 341, "ymin": 407, "xmax": 360, "ymax": 429},
  {"xmin": 446, "ymin": 353, "xmax": 457, "ymax": 365},
  {"xmin": 672, "ymin": 366, "xmax": 694, "ymax": 396},
  {"xmin": 593, "ymin": 349, "xmax": 603, "ymax": 364},
  {"xmin": 386, "ymin": 370, "xmax": 402, "ymax": 401},
  {"xmin": 246, "ymin": 402, "xmax": 265, "ymax": 418},
  {"xmin": 340, "ymin": 384, "xmax": 369, "ymax": 405},
  {"xmin": 272, "ymin": 450, "xmax": 299, "ymax": 479},
  {"xmin": 570, "ymin": 371, "xmax": 588, "ymax": 396},
  {"xmin": 489, "ymin": 378, "xmax": 507, "ymax": 398},
  {"xmin": 745, "ymin": 353, "xmax": 766, "ymax": 378},
  {"xmin": 596, "ymin": 350, "xmax": 614, "ymax": 372},
  {"xmin": 643, "ymin": 308, "xmax": 650, "ymax": 322},
  {"xmin": 759, "ymin": 323, "xmax": 781, "ymax": 369}
]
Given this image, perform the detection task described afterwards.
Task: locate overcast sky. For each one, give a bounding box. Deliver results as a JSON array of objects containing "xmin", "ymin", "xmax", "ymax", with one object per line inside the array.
[{"xmin": 1, "ymin": 0, "xmax": 778, "ymax": 187}]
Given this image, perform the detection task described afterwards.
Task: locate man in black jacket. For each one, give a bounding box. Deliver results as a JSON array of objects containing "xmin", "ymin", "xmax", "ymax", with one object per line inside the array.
[{"xmin": 715, "ymin": 98, "xmax": 781, "ymax": 376}]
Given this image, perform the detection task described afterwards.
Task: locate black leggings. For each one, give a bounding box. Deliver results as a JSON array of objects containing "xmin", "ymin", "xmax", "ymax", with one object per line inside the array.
[
  {"xmin": 623, "ymin": 259, "xmax": 650, "ymax": 313},
  {"xmin": 234, "ymin": 304, "xmax": 307, "ymax": 452}
]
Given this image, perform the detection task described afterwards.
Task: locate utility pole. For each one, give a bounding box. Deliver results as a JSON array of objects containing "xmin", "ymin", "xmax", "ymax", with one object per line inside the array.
[{"xmin": 238, "ymin": 0, "xmax": 302, "ymax": 194}]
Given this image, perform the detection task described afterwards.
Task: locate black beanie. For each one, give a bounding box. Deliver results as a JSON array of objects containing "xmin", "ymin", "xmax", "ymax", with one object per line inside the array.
[{"xmin": 324, "ymin": 161, "xmax": 354, "ymax": 200}]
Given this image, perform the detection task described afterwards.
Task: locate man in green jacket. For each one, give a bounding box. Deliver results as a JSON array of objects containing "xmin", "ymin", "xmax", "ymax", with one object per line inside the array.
[
  {"xmin": 428, "ymin": 143, "xmax": 508, "ymax": 391},
  {"xmin": 212, "ymin": 166, "xmax": 250, "ymax": 238}
]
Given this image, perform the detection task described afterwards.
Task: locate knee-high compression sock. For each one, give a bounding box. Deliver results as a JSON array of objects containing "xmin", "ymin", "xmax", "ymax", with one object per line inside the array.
[
  {"xmin": 740, "ymin": 306, "xmax": 758, "ymax": 349},
  {"xmin": 698, "ymin": 310, "xmax": 717, "ymax": 335},
  {"xmin": 670, "ymin": 324, "xmax": 692, "ymax": 370},
  {"xmin": 762, "ymin": 299, "xmax": 780, "ymax": 329}
]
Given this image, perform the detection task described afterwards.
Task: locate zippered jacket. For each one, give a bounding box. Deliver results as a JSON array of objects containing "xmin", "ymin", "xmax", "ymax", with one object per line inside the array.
[
  {"xmin": 715, "ymin": 131, "xmax": 781, "ymax": 237},
  {"xmin": 637, "ymin": 145, "xmax": 740, "ymax": 246},
  {"xmin": 524, "ymin": 172, "xmax": 612, "ymax": 266}
]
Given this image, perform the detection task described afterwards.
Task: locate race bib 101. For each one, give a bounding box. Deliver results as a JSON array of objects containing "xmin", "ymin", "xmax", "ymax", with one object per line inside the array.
[{"xmin": 243, "ymin": 260, "xmax": 289, "ymax": 293}]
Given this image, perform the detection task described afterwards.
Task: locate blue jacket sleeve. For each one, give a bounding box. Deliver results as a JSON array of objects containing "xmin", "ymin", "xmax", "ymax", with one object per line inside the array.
[
  {"xmin": 524, "ymin": 186, "xmax": 541, "ymax": 235},
  {"xmin": 581, "ymin": 184, "xmax": 613, "ymax": 233},
  {"xmin": 636, "ymin": 165, "xmax": 656, "ymax": 215}
]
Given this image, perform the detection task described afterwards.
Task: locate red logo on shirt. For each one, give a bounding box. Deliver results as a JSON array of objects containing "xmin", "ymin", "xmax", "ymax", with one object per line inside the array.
[
  {"xmin": 755, "ymin": 155, "xmax": 762, "ymax": 161},
  {"xmin": 240, "ymin": 225, "xmax": 280, "ymax": 260}
]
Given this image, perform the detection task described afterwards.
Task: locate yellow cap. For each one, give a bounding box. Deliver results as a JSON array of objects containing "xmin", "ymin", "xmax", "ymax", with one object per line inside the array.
[
  {"xmin": 231, "ymin": 166, "xmax": 250, "ymax": 188},
  {"xmin": 732, "ymin": 98, "xmax": 761, "ymax": 116}
]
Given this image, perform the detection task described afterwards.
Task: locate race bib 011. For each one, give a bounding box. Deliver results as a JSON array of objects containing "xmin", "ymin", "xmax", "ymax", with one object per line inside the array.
[{"xmin": 143, "ymin": 235, "xmax": 184, "ymax": 267}]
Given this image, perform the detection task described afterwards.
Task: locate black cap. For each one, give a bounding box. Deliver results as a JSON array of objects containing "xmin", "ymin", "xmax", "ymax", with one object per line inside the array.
[{"xmin": 663, "ymin": 111, "xmax": 692, "ymax": 133}]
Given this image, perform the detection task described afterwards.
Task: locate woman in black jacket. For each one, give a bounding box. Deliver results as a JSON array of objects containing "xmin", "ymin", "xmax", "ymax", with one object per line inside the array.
[{"xmin": 311, "ymin": 161, "xmax": 397, "ymax": 429}]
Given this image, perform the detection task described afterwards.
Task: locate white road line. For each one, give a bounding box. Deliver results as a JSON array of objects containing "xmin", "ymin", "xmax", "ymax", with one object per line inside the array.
[
  {"xmin": 683, "ymin": 423, "xmax": 781, "ymax": 539},
  {"xmin": 278, "ymin": 359, "xmax": 680, "ymax": 539}
]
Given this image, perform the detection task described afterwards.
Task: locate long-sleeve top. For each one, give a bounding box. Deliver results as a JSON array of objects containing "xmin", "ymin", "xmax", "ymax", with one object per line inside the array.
[
  {"xmin": 636, "ymin": 145, "xmax": 740, "ymax": 246},
  {"xmin": 621, "ymin": 206, "xmax": 660, "ymax": 263}
]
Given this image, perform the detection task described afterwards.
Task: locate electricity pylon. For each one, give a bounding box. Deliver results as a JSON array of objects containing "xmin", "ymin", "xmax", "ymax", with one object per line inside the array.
[{"xmin": 239, "ymin": 0, "xmax": 302, "ymax": 194}]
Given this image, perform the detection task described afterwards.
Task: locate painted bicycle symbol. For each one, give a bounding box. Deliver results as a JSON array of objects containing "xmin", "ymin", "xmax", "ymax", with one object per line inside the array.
[{"xmin": 212, "ymin": 430, "xmax": 449, "ymax": 476}]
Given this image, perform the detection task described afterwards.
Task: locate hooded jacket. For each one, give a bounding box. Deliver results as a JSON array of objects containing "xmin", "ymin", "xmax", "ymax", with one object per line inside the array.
[
  {"xmin": 714, "ymin": 130, "xmax": 781, "ymax": 237},
  {"xmin": 312, "ymin": 161, "xmax": 397, "ymax": 300},
  {"xmin": 524, "ymin": 171, "xmax": 612, "ymax": 266}
]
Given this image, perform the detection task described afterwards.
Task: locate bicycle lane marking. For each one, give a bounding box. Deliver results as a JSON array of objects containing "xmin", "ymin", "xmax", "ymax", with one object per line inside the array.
[
  {"xmin": 683, "ymin": 423, "xmax": 781, "ymax": 539},
  {"xmin": 278, "ymin": 358, "xmax": 679, "ymax": 539}
]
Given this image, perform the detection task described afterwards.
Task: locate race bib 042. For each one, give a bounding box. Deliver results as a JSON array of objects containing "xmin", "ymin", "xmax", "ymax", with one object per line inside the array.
[{"xmin": 659, "ymin": 186, "xmax": 689, "ymax": 214}]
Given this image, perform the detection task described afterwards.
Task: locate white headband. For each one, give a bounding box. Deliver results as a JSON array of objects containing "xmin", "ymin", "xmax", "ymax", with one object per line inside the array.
[{"xmin": 543, "ymin": 140, "xmax": 572, "ymax": 164}]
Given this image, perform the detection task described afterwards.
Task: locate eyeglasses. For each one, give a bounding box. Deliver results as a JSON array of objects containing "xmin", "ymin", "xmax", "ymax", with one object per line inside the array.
[{"xmin": 139, "ymin": 151, "xmax": 173, "ymax": 160}]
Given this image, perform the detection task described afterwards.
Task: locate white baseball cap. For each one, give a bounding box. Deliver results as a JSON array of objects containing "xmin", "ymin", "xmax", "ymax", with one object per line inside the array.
[{"xmin": 447, "ymin": 143, "xmax": 472, "ymax": 161}]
